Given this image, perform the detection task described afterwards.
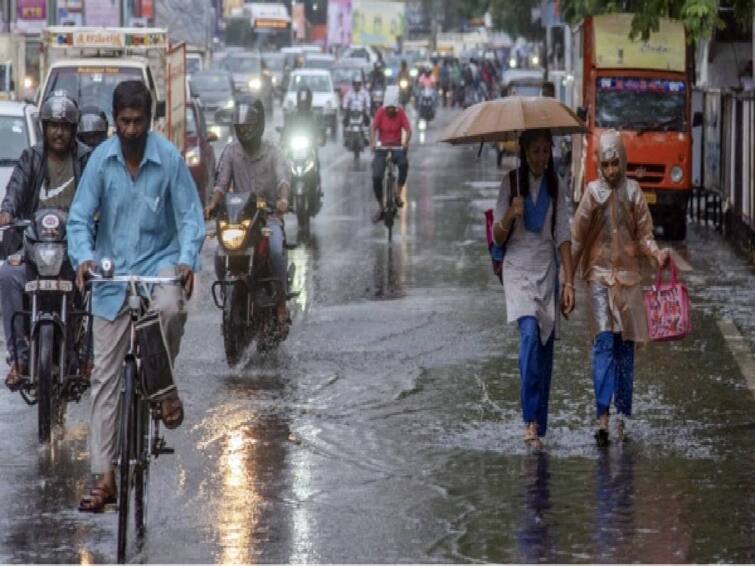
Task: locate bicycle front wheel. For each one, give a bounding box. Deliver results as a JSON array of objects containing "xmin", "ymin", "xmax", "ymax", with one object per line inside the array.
[
  {"xmin": 134, "ymin": 397, "xmax": 150, "ymax": 538},
  {"xmin": 117, "ymin": 359, "xmax": 137, "ymax": 563}
]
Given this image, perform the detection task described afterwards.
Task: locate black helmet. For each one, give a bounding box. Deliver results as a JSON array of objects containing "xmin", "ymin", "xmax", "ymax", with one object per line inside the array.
[
  {"xmin": 77, "ymin": 105, "xmax": 109, "ymax": 148},
  {"xmin": 233, "ymin": 94, "xmax": 265, "ymax": 145},
  {"xmin": 296, "ymin": 86, "xmax": 312, "ymax": 112},
  {"xmin": 39, "ymin": 90, "xmax": 79, "ymax": 127}
]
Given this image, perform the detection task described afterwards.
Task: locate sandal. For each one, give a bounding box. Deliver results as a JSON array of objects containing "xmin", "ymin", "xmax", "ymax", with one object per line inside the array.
[
  {"xmin": 78, "ymin": 486, "xmax": 116, "ymax": 513},
  {"xmin": 4, "ymin": 365, "xmax": 27, "ymax": 392},
  {"xmin": 160, "ymin": 396, "xmax": 184, "ymax": 430}
]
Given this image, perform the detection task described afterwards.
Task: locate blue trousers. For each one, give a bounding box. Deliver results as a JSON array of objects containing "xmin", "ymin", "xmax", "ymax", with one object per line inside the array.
[
  {"xmin": 592, "ymin": 332, "xmax": 635, "ymax": 418},
  {"xmin": 518, "ymin": 317, "xmax": 554, "ymax": 437}
]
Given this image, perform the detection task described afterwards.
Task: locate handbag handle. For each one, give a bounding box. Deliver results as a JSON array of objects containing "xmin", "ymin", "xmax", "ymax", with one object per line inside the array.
[{"xmin": 654, "ymin": 255, "xmax": 679, "ymax": 289}]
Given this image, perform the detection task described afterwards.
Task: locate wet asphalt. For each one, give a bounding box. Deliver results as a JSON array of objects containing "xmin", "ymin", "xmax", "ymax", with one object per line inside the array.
[{"xmin": 0, "ymin": 106, "xmax": 754, "ymax": 563}]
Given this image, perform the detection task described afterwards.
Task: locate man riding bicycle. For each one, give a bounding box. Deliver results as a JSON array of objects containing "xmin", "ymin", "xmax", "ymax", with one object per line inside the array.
[
  {"xmin": 369, "ymin": 85, "xmax": 412, "ymax": 222},
  {"xmin": 68, "ymin": 81, "xmax": 204, "ymax": 513},
  {"xmin": 0, "ymin": 91, "xmax": 91, "ymax": 390},
  {"xmin": 204, "ymin": 94, "xmax": 292, "ymax": 336}
]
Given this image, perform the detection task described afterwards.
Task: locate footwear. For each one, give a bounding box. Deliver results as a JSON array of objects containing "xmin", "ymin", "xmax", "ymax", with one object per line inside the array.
[
  {"xmin": 78, "ymin": 485, "xmax": 116, "ymax": 513},
  {"xmin": 160, "ymin": 395, "xmax": 184, "ymax": 430},
  {"xmin": 523, "ymin": 422, "xmax": 543, "ymax": 449},
  {"xmin": 595, "ymin": 414, "xmax": 610, "ymax": 446},
  {"xmin": 4, "ymin": 364, "xmax": 27, "ymax": 392},
  {"xmin": 372, "ymin": 208, "xmax": 385, "ymax": 223},
  {"xmin": 395, "ymin": 195, "xmax": 404, "ymax": 208}
]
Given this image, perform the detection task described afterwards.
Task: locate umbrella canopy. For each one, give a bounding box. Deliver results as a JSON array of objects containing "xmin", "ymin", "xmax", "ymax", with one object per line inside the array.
[{"xmin": 440, "ymin": 96, "xmax": 587, "ymax": 144}]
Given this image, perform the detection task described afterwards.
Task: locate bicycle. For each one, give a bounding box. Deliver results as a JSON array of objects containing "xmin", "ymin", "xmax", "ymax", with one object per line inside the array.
[
  {"xmin": 376, "ymin": 145, "xmax": 404, "ymax": 242},
  {"xmin": 88, "ymin": 262, "xmax": 181, "ymax": 563}
]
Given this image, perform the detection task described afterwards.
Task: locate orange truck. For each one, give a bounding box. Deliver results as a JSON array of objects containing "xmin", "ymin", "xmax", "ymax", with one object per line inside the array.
[{"xmin": 570, "ymin": 14, "xmax": 700, "ymax": 240}]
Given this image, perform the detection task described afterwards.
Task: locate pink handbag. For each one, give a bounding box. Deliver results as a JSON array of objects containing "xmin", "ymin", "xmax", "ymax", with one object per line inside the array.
[{"xmin": 643, "ymin": 258, "xmax": 692, "ymax": 341}]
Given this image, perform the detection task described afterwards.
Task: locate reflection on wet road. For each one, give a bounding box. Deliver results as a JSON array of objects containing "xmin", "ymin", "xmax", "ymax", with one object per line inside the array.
[{"xmin": 0, "ymin": 107, "xmax": 753, "ymax": 563}]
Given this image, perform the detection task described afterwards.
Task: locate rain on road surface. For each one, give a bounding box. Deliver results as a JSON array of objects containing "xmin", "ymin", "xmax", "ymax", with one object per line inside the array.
[{"xmin": 0, "ymin": 107, "xmax": 753, "ymax": 563}]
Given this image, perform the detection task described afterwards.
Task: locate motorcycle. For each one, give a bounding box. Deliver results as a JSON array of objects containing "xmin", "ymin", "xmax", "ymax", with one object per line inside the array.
[
  {"xmin": 344, "ymin": 109, "xmax": 367, "ymax": 161},
  {"xmin": 398, "ymin": 78, "xmax": 412, "ymax": 106},
  {"xmin": 285, "ymin": 130, "xmax": 321, "ymax": 230},
  {"xmin": 0, "ymin": 209, "xmax": 90, "ymax": 443},
  {"xmin": 418, "ymin": 87, "xmax": 436, "ymax": 122},
  {"xmin": 211, "ymin": 193, "xmax": 296, "ymax": 365},
  {"xmin": 370, "ymin": 87, "xmax": 384, "ymax": 116}
]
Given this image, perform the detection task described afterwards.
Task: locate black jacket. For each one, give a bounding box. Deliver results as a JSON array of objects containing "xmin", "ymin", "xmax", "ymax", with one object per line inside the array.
[{"xmin": 1, "ymin": 141, "xmax": 91, "ymax": 219}]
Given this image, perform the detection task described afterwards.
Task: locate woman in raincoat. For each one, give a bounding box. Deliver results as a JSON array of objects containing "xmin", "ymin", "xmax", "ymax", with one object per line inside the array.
[
  {"xmin": 571, "ymin": 130, "xmax": 669, "ymax": 444},
  {"xmin": 493, "ymin": 128, "xmax": 575, "ymax": 448}
]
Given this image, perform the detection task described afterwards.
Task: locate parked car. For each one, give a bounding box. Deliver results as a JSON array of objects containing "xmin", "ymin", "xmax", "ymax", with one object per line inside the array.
[
  {"xmin": 221, "ymin": 51, "xmax": 274, "ymax": 118},
  {"xmin": 188, "ymin": 70, "xmax": 236, "ymax": 137},
  {"xmin": 0, "ymin": 101, "xmax": 39, "ymax": 205},
  {"xmin": 184, "ymin": 99, "xmax": 217, "ymax": 206},
  {"xmin": 284, "ymin": 69, "xmax": 338, "ymax": 140}
]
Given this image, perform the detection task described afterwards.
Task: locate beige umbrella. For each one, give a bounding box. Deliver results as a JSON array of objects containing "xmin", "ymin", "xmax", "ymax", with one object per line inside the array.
[{"xmin": 440, "ymin": 96, "xmax": 587, "ymax": 144}]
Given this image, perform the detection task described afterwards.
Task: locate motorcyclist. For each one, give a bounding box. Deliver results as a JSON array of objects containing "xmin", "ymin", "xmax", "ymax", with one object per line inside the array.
[
  {"xmin": 398, "ymin": 60, "xmax": 411, "ymax": 83},
  {"xmin": 282, "ymin": 86, "xmax": 322, "ymax": 204},
  {"xmin": 342, "ymin": 72, "xmax": 371, "ymax": 128},
  {"xmin": 77, "ymin": 105, "xmax": 109, "ymax": 149},
  {"xmin": 0, "ymin": 91, "xmax": 91, "ymax": 389},
  {"xmin": 418, "ymin": 68, "xmax": 438, "ymax": 106},
  {"xmin": 369, "ymin": 61, "xmax": 387, "ymax": 91},
  {"xmin": 369, "ymin": 85, "xmax": 411, "ymax": 222},
  {"xmin": 204, "ymin": 95, "xmax": 292, "ymax": 335}
]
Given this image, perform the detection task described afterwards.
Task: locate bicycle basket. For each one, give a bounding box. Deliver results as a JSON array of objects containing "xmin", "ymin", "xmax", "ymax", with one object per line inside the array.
[{"xmin": 135, "ymin": 310, "xmax": 177, "ymax": 401}]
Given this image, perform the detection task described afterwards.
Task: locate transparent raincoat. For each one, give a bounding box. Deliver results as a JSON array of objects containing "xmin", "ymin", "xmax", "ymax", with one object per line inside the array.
[{"xmin": 571, "ymin": 130, "xmax": 664, "ymax": 343}]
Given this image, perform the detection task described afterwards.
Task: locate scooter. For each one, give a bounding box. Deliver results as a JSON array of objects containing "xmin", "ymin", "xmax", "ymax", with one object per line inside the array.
[
  {"xmin": 418, "ymin": 87, "xmax": 436, "ymax": 122},
  {"xmin": 344, "ymin": 109, "xmax": 367, "ymax": 161},
  {"xmin": 285, "ymin": 129, "xmax": 321, "ymax": 230}
]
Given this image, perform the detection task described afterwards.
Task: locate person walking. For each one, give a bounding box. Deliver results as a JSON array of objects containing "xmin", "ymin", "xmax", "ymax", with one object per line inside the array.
[
  {"xmin": 571, "ymin": 130, "xmax": 669, "ymax": 445},
  {"xmin": 493, "ymin": 128, "xmax": 574, "ymax": 448}
]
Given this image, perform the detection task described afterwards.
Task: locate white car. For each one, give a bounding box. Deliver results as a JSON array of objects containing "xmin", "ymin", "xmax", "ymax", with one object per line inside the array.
[
  {"xmin": 0, "ymin": 101, "xmax": 39, "ymax": 205},
  {"xmin": 284, "ymin": 69, "xmax": 338, "ymax": 139}
]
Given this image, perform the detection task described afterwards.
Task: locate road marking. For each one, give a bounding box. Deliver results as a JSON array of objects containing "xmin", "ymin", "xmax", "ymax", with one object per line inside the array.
[{"xmin": 716, "ymin": 319, "xmax": 755, "ymax": 394}]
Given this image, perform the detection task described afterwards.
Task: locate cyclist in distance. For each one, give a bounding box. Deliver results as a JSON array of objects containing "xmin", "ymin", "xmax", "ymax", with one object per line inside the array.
[
  {"xmin": 68, "ymin": 80, "xmax": 204, "ymax": 513},
  {"xmin": 369, "ymin": 85, "xmax": 412, "ymax": 222}
]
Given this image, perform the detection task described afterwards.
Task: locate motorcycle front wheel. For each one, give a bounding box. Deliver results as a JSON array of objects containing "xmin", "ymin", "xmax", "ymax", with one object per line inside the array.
[
  {"xmin": 222, "ymin": 281, "xmax": 250, "ymax": 367},
  {"xmin": 37, "ymin": 323, "xmax": 57, "ymax": 443},
  {"xmin": 295, "ymin": 190, "xmax": 309, "ymax": 230}
]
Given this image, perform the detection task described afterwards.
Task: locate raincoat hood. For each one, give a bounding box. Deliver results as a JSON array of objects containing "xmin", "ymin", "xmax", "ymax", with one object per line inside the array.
[{"xmin": 594, "ymin": 129, "xmax": 627, "ymax": 203}]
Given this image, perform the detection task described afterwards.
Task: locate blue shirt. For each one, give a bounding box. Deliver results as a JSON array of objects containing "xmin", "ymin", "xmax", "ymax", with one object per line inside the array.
[{"xmin": 68, "ymin": 132, "xmax": 205, "ymax": 321}]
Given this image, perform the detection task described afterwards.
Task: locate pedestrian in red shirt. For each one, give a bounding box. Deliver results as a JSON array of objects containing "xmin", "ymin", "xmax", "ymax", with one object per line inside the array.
[{"xmin": 369, "ymin": 85, "xmax": 412, "ymax": 222}]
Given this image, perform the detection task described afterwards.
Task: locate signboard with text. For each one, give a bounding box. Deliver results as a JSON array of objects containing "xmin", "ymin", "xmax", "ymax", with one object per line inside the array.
[
  {"xmin": 16, "ymin": 0, "xmax": 46, "ymax": 34},
  {"xmin": 352, "ymin": 0, "xmax": 405, "ymax": 48}
]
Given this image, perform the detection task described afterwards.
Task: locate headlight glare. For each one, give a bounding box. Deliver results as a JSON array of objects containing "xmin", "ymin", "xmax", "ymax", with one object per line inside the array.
[
  {"xmin": 220, "ymin": 226, "xmax": 246, "ymax": 250},
  {"xmin": 248, "ymin": 77, "xmax": 262, "ymax": 91},
  {"xmin": 290, "ymin": 135, "xmax": 310, "ymax": 151}
]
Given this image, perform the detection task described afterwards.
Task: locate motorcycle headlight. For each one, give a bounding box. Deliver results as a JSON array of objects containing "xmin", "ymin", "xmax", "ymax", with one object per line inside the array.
[
  {"xmin": 220, "ymin": 226, "xmax": 246, "ymax": 250},
  {"xmin": 224, "ymin": 99, "xmax": 235, "ymax": 110},
  {"xmin": 272, "ymin": 75, "xmax": 279, "ymax": 86},
  {"xmin": 670, "ymin": 165, "xmax": 684, "ymax": 183},
  {"xmin": 31, "ymin": 242, "xmax": 66, "ymax": 277},
  {"xmin": 290, "ymin": 135, "xmax": 310, "ymax": 152},
  {"xmin": 248, "ymin": 77, "xmax": 262, "ymax": 91},
  {"xmin": 409, "ymin": 68, "xmax": 418, "ymax": 78},
  {"xmin": 184, "ymin": 146, "xmax": 201, "ymax": 167},
  {"xmin": 384, "ymin": 68, "xmax": 393, "ymax": 77},
  {"xmin": 399, "ymin": 79, "xmax": 409, "ymax": 89}
]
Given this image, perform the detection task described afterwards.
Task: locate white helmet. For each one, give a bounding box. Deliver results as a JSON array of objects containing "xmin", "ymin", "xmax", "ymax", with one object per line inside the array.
[{"xmin": 383, "ymin": 85, "xmax": 400, "ymax": 108}]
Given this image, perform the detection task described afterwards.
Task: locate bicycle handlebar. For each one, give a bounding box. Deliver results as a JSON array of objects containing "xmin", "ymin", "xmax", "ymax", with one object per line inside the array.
[
  {"xmin": 87, "ymin": 270, "xmax": 182, "ymax": 285},
  {"xmin": 374, "ymin": 145, "xmax": 404, "ymax": 151}
]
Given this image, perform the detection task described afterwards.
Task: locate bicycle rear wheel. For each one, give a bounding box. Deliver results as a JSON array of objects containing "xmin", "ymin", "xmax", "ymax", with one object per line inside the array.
[{"xmin": 117, "ymin": 359, "xmax": 137, "ymax": 563}]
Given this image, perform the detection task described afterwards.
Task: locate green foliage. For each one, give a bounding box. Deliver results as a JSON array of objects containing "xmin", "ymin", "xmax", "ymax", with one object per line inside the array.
[
  {"xmin": 489, "ymin": 0, "xmax": 546, "ymax": 40},
  {"xmin": 558, "ymin": 0, "xmax": 752, "ymax": 43}
]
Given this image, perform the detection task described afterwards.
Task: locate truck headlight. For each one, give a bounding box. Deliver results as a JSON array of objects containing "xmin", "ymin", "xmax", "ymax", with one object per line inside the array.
[
  {"xmin": 220, "ymin": 226, "xmax": 246, "ymax": 250},
  {"xmin": 224, "ymin": 99, "xmax": 235, "ymax": 109},
  {"xmin": 248, "ymin": 77, "xmax": 262, "ymax": 91},
  {"xmin": 670, "ymin": 166, "xmax": 684, "ymax": 183},
  {"xmin": 31, "ymin": 243, "xmax": 66, "ymax": 277},
  {"xmin": 184, "ymin": 146, "xmax": 201, "ymax": 167}
]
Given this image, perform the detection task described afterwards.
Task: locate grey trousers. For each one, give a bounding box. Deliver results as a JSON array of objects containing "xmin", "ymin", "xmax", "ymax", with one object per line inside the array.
[
  {"xmin": 89, "ymin": 271, "xmax": 187, "ymax": 474},
  {"xmin": 0, "ymin": 263, "xmax": 29, "ymax": 366}
]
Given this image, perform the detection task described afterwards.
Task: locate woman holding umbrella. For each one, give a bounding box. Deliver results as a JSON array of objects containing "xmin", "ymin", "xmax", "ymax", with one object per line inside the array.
[
  {"xmin": 442, "ymin": 96, "xmax": 585, "ymax": 449},
  {"xmin": 492, "ymin": 129, "xmax": 575, "ymax": 448}
]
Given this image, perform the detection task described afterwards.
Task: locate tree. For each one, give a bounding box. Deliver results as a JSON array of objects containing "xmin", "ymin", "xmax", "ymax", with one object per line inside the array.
[
  {"xmin": 558, "ymin": 0, "xmax": 753, "ymax": 43},
  {"xmin": 489, "ymin": 0, "xmax": 545, "ymax": 40}
]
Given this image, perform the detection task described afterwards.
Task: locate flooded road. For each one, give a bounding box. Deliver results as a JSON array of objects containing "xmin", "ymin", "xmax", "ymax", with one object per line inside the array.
[{"xmin": 0, "ymin": 107, "xmax": 753, "ymax": 563}]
